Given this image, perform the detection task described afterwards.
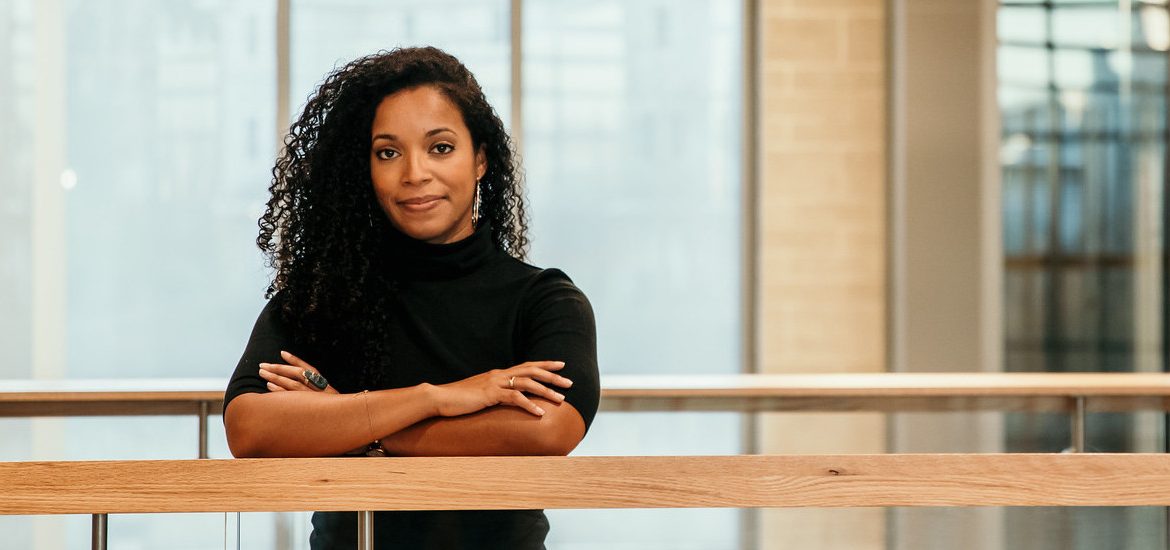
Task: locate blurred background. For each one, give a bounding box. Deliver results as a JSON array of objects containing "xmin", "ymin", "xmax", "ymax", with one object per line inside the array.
[{"xmin": 0, "ymin": 0, "xmax": 1166, "ymax": 548}]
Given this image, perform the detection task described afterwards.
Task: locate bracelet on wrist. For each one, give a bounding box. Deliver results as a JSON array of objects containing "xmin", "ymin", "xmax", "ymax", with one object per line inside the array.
[{"xmin": 364, "ymin": 440, "xmax": 387, "ymax": 457}]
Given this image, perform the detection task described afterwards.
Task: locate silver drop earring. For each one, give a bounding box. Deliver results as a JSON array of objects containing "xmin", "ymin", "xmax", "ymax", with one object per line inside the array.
[{"xmin": 471, "ymin": 179, "xmax": 482, "ymax": 228}]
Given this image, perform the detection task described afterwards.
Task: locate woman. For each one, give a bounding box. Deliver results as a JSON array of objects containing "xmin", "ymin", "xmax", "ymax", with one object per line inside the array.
[{"xmin": 223, "ymin": 46, "xmax": 600, "ymax": 549}]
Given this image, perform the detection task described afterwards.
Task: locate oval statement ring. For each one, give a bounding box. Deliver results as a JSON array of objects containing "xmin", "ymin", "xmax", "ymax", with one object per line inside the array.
[{"xmin": 302, "ymin": 369, "xmax": 329, "ymax": 391}]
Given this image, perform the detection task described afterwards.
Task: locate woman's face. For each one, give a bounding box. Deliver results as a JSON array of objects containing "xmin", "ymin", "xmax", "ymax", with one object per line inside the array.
[{"xmin": 370, "ymin": 85, "xmax": 486, "ymax": 244}]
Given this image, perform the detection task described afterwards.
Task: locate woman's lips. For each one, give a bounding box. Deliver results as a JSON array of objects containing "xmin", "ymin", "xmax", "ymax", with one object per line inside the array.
[{"xmin": 398, "ymin": 195, "xmax": 444, "ymax": 212}]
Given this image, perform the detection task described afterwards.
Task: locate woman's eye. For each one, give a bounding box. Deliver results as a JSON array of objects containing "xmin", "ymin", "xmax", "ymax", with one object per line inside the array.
[
  {"xmin": 375, "ymin": 149, "xmax": 398, "ymax": 160},
  {"xmin": 432, "ymin": 143, "xmax": 454, "ymax": 154}
]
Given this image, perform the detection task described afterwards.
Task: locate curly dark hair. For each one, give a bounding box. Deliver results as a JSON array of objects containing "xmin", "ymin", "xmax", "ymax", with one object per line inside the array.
[{"xmin": 257, "ymin": 46, "xmax": 528, "ymax": 389}]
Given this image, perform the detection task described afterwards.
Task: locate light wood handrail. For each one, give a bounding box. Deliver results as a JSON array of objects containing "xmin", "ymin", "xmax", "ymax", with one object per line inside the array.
[
  {"xmin": 602, "ymin": 373, "xmax": 1170, "ymax": 412},
  {"xmin": 4, "ymin": 454, "xmax": 1170, "ymax": 514},
  {"xmin": 0, "ymin": 378, "xmax": 225, "ymax": 417},
  {"xmin": 5, "ymin": 373, "xmax": 1170, "ymax": 417}
]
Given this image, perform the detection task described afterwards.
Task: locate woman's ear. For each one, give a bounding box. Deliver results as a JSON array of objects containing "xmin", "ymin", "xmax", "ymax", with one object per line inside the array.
[{"xmin": 476, "ymin": 145, "xmax": 487, "ymax": 181}]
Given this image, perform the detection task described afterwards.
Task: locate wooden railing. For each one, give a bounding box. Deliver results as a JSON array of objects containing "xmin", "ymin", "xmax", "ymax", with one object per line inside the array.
[
  {"xmin": 9, "ymin": 373, "xmax": 1170, "ymax": 416},
  {"xmin": 5, "ymin": 454, "xmax": 1170, "ymax": 549},
  {"xmin": 9, "ymin": 453, "xmax": 1170, "ymax": 512},
  {"xmin": 8, "ymin": 454, "xmax": 1170, "ymax": 513},
  {"xmin": 5, "ymin": 373, "xmax": 1170, "ymax": 548},
  {"xmin": 4, "ymin": 373, "xmax": 1170, "ymax": 455}
]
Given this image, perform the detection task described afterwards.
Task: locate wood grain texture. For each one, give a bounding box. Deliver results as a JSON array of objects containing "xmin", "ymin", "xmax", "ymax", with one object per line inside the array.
[
  {"xmin": 4, "ymin": 454, "xmax": 1170, "ymax": 515},
  {"xmin": 6, "ymin": 374, "xmax": 1170, "ymax": 417}
]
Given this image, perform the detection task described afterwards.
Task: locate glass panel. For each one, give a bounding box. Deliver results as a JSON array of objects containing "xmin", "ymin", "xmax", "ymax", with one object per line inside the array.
[
  {"xmin": 999, "ymin": 6, "xmax": 1047, "ymax": 44},
  {"xmin": 1052, "ymin": 7, "xmax": 1121, "ymax": 48},
  {"xmin": 998, "ymin": 1, "xmax": 1167, "ymax": 548},
  {"xmin": 277, "ymin": 1, "xmax": 747, "ymax": 548},
  {"xmin": 5, "ymin": 0, "xmax": 745, "ymax": 547},
  {"xmin": 290, "ymin": 0, "xmax": 511, "ymax": 128},
  {"xmin": 524, "ymin": 1, "xmax": 743, "ymax": 548},
  {"xmin": 63, "ymin": 0, "xmax": 275, "ymax": 378},
  {"xmin": 1005, "ymin": 508, "xmax": 1165, "ymax": 549},
  {"xmin": 0, "ymin": 0, "xmax": 34, "ymax": 380},
  {"xmin": 548, "ymin": 412, "xmax": 743, "ymax": 549},
  {"xmin": 547, "ymin": 509, "xmax": 739, "ymax": 550},
  {"xmin": 0, "ymin": 0, "xmax": 276, "ymax": 546},
  {"xmin": 523, "ymin": 0, "xmax": 742, "ymax": 377},
  {"xmin": 998, "ymin": 45, "xmax": 1050, "ymax": 89},
  {"xmin": 895, "ymin": 507, "xmax": 1165, "ymax": 550}
]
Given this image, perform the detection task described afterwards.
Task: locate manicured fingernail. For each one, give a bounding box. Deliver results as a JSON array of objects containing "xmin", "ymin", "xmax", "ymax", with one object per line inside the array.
[
  {"xmin": 555, "ymin": 361, "xmax": 565, "ymax": 367},
  {"xmin": 280, "ymin": 350, "xmax": 290, "ymax": 357},
  {"xmin": 564, "ymin": 379, "xmax": 573, "ymax": 387},
  {"xmin": 266, "ymin": 382, "xmax": 277, "ymax": 390},
  {"xmin": 554, "ymin": 392, "xmax": 564, "ymax": 400},
  {"xmin": 536, "ymin": 407, "xmax": 545, "ymax": 415}
]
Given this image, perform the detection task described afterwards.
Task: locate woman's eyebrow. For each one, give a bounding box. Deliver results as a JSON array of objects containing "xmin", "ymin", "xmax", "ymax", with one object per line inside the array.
[{"xmin": 371, "ymin": 127, "xmax": 456, "ymax": 145}]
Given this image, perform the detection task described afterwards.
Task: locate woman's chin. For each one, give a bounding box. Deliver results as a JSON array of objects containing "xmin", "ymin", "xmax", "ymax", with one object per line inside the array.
[{"xmin": 392, "ymin": 219, "xmax": 466, "ymax": 244}]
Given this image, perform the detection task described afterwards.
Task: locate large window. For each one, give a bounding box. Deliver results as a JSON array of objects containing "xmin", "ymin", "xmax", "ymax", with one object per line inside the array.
[
  {"xmin": 523, "ymin": 2, "xmax": 743, "ymax": 548},
  {"xmin": 2, "ymin": 1, "xmax": 745, "ymax": 548},
  {"xmin": 999, "ymin": 0, "xmax": 1167, "ymax": 546},
  {"xmin": 291, "ymin": 0, "xmax": 512, "ymax": 126},
  {"xmin": 0, "ymin": 0, "xmax": 275, "ymax": 381},
  {"xmin": 0, "ymin": 0, "xmax": 275, "ymax": 547}
]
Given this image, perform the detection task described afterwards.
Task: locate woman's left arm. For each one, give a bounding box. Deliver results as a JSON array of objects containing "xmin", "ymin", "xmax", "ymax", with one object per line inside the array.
[
  {"xmin": 378, "ymin": 396, "xmax": 585, "ymax": 456},
  {"xmin": 383, "ymin": 269, "xmax": 600, "ymax": 456}
]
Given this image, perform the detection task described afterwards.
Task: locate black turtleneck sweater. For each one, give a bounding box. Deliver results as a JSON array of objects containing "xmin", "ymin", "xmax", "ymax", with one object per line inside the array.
[{"xmin": 224, "ymin": 223, "xmax": 599, "ymax": 550}]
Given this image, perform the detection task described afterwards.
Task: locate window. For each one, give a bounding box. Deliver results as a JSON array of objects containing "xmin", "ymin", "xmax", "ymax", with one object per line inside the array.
[
  {"xmin": 0, "ymin": 0, "xmax": 275, "ymax": 546},
  {"xmin": 1, "ymin": 1, "xmax": 747, "ymax": 548},
  {"xmin": 998, "ymin": 0, "xmax": 1168, "ymax": 546},
  {"xmin": 523, "ymin": 3, "xmax": 744, "ymax": 547}
]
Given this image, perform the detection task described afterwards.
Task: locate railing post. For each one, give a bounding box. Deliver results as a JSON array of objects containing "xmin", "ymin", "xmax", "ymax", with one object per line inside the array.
[
  {"xmin": 1070, "ymin": 396, "xmax": 1086, "ymax": 453},
  {"xmin": 91, "ymin": 513, "xmax": 107, "ymax": 550},
  {"xmin": 198, "ymin": 401, "xmax": 209, "ymax": 459},
  {"xmin": 357, "ymin": 510, "xmax": 374, "ymax": 550}
]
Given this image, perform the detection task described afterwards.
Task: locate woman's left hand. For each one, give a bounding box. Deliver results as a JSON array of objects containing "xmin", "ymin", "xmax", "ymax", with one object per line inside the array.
[{"xmin": 258, "ymin": 350, "xmax": 339, "ymax": 394}]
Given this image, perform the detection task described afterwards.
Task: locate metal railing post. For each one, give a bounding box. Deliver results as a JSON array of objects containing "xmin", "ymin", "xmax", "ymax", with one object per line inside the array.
[
  {"xmin": 1070, "ymin": 396, "xmax": 1086, "ymax": 453},
  {"xmin": 357, "ymin": 510, "xmax": 374, "ymax": 550},
  {"xmin": 91, "ymin": 513, "xmax": 107, "ymax": 550},
  {"xmin": 198, "ymin": 401, "xmax": 210, "ymax": 459}
]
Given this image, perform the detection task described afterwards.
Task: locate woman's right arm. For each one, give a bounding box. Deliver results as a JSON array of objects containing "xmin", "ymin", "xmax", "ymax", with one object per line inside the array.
[
  {"xmin": 224, "ymin": 385, "xmax": 435, "ymax": 458},
  {"xmin": 225, "ymin": 297, "xmax": 424, "ymax": 458}
]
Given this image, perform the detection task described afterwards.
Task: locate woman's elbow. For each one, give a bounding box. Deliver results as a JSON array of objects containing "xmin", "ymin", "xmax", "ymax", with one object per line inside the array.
[
  {"xmin": 226, "ymin": 430, "xmax": 264, "ymax": 458},
  {"xmin": 224, "ymin": 395, "xmax": 267, "ymax": 458},
  {"xmin": 537, "ymin": 430, "xmax": 582, "ymax": 456},
  {"xmin": 530, "ymin": 400, "xmax": 586, "ymax": 455}
]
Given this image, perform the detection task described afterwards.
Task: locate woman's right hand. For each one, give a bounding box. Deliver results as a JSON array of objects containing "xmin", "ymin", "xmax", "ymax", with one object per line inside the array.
[{"xmin": 430, "ymin": 361, "xmax": 573, "ymax": 418}]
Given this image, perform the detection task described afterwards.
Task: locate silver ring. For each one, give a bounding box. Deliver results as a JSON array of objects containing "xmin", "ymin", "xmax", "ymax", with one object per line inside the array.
[{"xmin": 508, "ymin": 376, "xmax": 515, "ymax": 389}]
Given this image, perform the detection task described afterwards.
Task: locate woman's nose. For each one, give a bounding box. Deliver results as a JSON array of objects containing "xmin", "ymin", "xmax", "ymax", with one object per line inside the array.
[{"xmin": 401, "ymin": 152, "xmax": 431, "ymax": 185}]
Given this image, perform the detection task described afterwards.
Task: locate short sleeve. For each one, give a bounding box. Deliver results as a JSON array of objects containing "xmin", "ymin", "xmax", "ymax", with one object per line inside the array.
[
  {"xmin": 224, "ymin": 296, "xmax": 289, "ymax": 414},
  {"xmin": 517, "ymin": 269, "xmax": 600, "ymax": 434}
]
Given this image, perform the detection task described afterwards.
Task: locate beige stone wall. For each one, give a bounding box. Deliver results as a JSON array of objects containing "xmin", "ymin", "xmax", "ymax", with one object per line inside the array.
[{"xmin": 757, "ymin": 0, "xmax": 888, "ymax": 548}]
